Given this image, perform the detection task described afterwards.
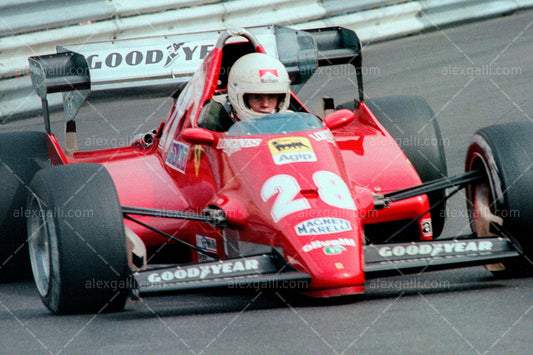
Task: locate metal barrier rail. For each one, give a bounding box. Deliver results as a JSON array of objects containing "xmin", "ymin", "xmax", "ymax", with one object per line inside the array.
[
  {"xmin": 1, "ymin": 0, "xmax": 532, "ymax": 122},
  {"xmin": 0, "ymin": 0, "xmax": 220, "ymax": 36}
]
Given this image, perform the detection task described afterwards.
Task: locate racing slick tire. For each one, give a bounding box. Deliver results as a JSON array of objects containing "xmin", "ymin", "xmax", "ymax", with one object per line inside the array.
[
  {"xmin": 27, "ymin": 163, "xmax": 131, "ymax": 314},
  {"xmin": 339, "ymin": 96, "xmax": 448, "ymax": 237},
  {"xmin": 0, "ymin": 131, "xmax": 48, "ymax": 281},
  {"xmin": 465, "ymin": 122, "xmax": 533, "ymax": 277}
]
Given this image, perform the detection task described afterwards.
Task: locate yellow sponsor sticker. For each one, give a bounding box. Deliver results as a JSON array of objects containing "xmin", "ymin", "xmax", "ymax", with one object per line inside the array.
[
  {"xmin": 268, "ymin": 137, "xmax": 316, "ymax": 165},
  {"xmin": 194, "ymin": 145, "xmax": 202, "ymax": 176}
]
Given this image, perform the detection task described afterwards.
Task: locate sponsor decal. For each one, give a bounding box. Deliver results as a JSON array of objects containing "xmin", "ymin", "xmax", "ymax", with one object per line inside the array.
[
  {"xmin": 217, "ymin": 138, "xmax": 261, "ymax": 156},
  {"xmin": 196, "ymin": 234, "xmax": 217, "ymax": 262},
  {"xmin": 164, "ymin": 42, "xmax": 184, "ymax": 67},
  {"xmin": 377, "ymin": 240, "xmax": 494, "ymax": 258},
  {"xmin": 196, "ymin": 234, "xmax": 217, "ymax": 252},
  {"xmin": 295, "ymin": 217, "xmax": 352, "ymax": 236},
  {"xmin": 86, "ymin": 50, "xmax": 163, "ymax": 69},
  {"xmin": 259, "ymin": 69, "xmax": 279, "ymax": 83},
  {"xmin": 309, "ymin": 130, "xmax": 336, "ymax": 144},
  {"xmin": 146, "ymin": 258, "xmax": 260, "ymax": 283},
  {"xmin": 275, "ymin": 152, "xmax": 316, "ymax": 164},
  {"xmin": 302, "ymin": 238, "xmax": 356, "ymax": 253},
  {"xmin": 323, "ymin": 246, "xmax": 347, "ymax": 255},
  {"xmin": 85, "ymin": 43, "xmax": 214, "ymax": 70},
  {"xmin": 166, "ymin": 141, "xmax": 189, "ymax": 173},
  {"xmin": 420, "ymin": 218, "xmax": 433, "ymax": 238},
  {"xmin": 194, "ymin": 145, "xmax": 202, "ymax": 176},
  {"xmin": 269, "ymin": 137, "xmax": 311, "ymax": 152},
  {"xmin": 268, "ymin": 137, "xmax": 316, "ymax": 165}
]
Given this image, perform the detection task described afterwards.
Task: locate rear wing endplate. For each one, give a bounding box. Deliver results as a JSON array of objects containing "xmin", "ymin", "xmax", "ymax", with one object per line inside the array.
[{"xmin": 28, "ymin": 25, "xmax": 362, "ymax": 133}]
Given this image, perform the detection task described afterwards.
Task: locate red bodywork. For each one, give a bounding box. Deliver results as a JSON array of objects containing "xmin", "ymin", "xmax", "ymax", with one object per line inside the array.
[{"xmin": 44, "ymin": 40, "xmax": 432, "ymax": 297}]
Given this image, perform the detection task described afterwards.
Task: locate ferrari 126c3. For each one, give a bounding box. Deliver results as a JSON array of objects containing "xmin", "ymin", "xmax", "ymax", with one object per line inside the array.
[{"xmin": 1, "ymin": 26, "xmax": 532, "ymax": 314}]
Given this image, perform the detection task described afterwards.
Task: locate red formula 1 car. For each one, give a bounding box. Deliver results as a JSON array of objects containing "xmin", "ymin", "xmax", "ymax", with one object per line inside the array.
[{"xmin": 2, "ymin": 26, "xmax": 533, "ymax": 314}]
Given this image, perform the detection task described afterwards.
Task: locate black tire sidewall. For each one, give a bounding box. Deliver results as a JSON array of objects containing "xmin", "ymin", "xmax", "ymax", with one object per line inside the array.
[
  {"xmin": 0, "ymin": 131, "xmax": 48, "ymax": 281},
  {"xmin": 364, "ymin": 96, "xmax": 448, "ymax": 237},
  {"xmin": 28, "ymin": 163, "xmax": 130, "ymax": 314},
  {"xmin": 466, "ymin": 122, "xmax": 533, "ymax": 255}
]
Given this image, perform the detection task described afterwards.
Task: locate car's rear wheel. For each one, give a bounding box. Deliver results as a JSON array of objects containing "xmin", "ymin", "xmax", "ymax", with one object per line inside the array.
[
  {"xmin": 27, "ymin": 163, "xmax": 131, "ymax": 314},
  {"xmin": 339, "ymin": 96, "xmax": 448, "ymax": 237},
  {"xmin": 465, "ymin": 122, "xmax": 533, "ymax": 277},
  {"xmin": 0, "ymin": 131, "xmax": 48, "ymax": 281}
]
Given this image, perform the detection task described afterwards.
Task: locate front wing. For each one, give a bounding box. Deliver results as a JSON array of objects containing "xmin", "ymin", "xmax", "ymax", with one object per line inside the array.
[
  {"xmin": 132, "ymin": 237, "xmax": 519, "ymax": 296},
  {"xmin": 134, "ymin": 252, "xmax": 311, "ymax": 296},
  {"xmin": 364, "ymin": 237, "xmax": 518, "ymax": 278}
]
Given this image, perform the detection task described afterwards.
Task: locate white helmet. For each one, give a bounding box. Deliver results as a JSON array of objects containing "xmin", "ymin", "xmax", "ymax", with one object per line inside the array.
[{"xmin": 228, "ymin": 53, "xmax": 291, "ymax": 120}]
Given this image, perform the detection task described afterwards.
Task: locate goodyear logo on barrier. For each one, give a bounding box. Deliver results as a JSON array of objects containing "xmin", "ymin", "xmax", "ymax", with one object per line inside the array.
[{"xmin": 268, "ymin": 137, "xmax": 316, "ymax": 165}]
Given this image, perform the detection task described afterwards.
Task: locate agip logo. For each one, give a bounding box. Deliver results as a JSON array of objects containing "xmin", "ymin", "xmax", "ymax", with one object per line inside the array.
[{"xmin": 268, "ymin": 137, "xmax": 316, "ymax": 165}]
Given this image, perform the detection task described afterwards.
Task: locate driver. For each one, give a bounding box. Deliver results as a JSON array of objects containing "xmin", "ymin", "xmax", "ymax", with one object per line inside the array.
[{"xmin": 198, "ymin": 52, "xmax": 291, "ymax": 131}]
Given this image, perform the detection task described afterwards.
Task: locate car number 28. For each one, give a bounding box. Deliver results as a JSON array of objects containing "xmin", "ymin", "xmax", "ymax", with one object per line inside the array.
[{"xmin": 260, "ymin": 171, "xmax": 356, "ymax": 222}]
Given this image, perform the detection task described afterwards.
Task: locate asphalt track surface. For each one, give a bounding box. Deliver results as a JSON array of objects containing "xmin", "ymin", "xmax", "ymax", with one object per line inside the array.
[{"xmin": 2, "ymin": 10, "xmax": 533, "ymax": 354}]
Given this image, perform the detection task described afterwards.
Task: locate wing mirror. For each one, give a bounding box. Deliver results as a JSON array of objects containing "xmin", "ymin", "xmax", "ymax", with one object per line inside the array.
[
  {"xmin": 181, "ymin": 128, "xmax": 215, "ymax": 145},
  {"xmin": 323, "ymin": 109, "xmax": 356, "ymax": 130}
]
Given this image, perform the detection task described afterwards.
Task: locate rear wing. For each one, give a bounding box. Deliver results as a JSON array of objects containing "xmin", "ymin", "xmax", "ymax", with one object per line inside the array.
[{"xmin": 28, "ymin": 25, "xmax": 363, "ymax": 133}]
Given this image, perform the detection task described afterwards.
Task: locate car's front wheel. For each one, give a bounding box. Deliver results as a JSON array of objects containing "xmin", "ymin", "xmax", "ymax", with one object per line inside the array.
[
  {"xmin": 27, "ymin": 163, "xmax": 131, "ymax": 314},
  {"xmin": 466, "ymin": 122, "xmax": 533, "ymax": 277}
]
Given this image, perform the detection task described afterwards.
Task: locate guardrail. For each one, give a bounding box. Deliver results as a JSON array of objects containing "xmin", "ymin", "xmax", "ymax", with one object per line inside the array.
[{"xmin": 1, "ymin": 0, "xmax": 532, "ymax": 123}]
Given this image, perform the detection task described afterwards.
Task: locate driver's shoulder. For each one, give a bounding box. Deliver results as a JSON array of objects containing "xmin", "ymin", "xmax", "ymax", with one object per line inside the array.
[{"xmin": 198, "ymin": 95, "xmax": 234, "ymax": 132}]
